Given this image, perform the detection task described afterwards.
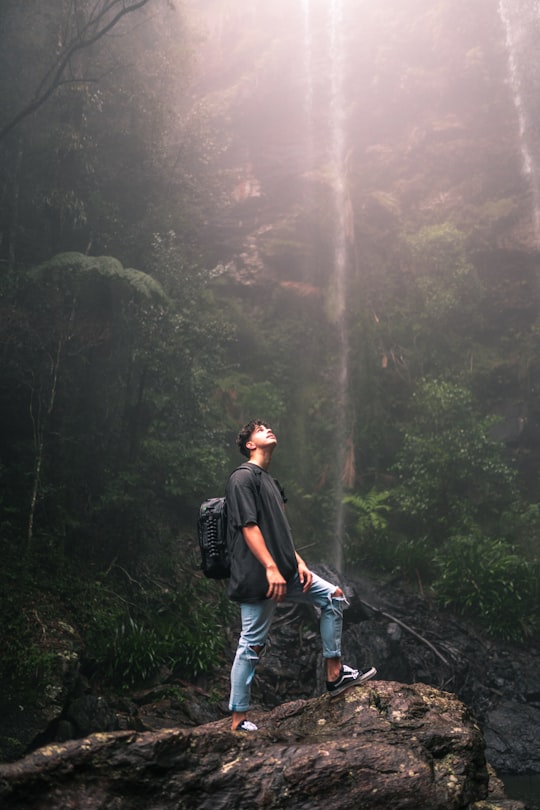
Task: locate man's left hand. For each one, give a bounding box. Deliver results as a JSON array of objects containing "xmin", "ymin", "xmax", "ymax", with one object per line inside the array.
[{"xmin": 297, "ymin": 562, "xmax": 313, "ymax": 592}]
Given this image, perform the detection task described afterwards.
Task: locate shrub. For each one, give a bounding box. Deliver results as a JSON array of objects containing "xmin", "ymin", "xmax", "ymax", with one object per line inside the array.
[
  {"xmin": 85, "ymin": 566, "xmax": 235, "ymax": 687},
  {"xmin": 342, "ymin": 489, "xmax": 392, "ymax": 571},
  {"xmin": 433, "ymin": 532, "xmax": 539, "ymax": 641}
]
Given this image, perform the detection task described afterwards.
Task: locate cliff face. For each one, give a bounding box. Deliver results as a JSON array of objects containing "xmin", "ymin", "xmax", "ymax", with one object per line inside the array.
[
  {"xmin": 0, "ymin": 681, "xmax": 525, "ymax": 810},
  {"xmin": 189, "ymin": 0, "xmax": 540, "ymax": 568},
  {"xmin": 192, "ymin": 0, "xmax": 537, "ymax": 286}
]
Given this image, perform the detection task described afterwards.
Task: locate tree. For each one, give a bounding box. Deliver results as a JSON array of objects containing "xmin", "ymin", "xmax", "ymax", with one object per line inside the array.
[
  {"xmin": 0, "ymin": 0, "xmax": 157, "ymax": 142},
  {"xmin": 0, "ymin": 0, "xmax": 218, "ymax": 271},
  {"xmin": 0, "ymin": 0, "xmax": 231, "ymax": 563},
  {"xmin": 1, "ymin": 252, "xmax": 168, "ymax": 546}
]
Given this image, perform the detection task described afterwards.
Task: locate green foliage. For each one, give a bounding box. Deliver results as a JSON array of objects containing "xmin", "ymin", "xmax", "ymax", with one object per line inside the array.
[
  {"xmin": 94, "ymin": 617, "xmax": 168, "ymax": 686},
  {"xmin": 389, "ymin": 535, "xmax": 437, "ymax": 583},
  {"xmin": 343, "ymin": 488, "xmax": 436, "ymax": 580},
  {"xmin": 217, "ymin": 373, "xmax": 287, "ymax": 427},
  {"xmin": 335, "ymin": 377, "xmax": 540, "ymax": 644},
  {"xmin": 407, "ymin": 223, "xmax": 468, "ymax": 275},
  {"xmin": 0, "ymin": 607, "xmax": 58, "ymax": 697},
  {"xmin": 1, "ymin": 1, "xmax": 323, "ymax": 674},
  {"xmin": 32, "ymin": 253, "xmax": 171, "ymax": 305},
  {"xmin": 392, "ymin": 379, "xmax": 520, "ymax": 543},
  {"xmin": 0, "ymin": 539, "xmax": 235, "ymax": 697},
  {"xmin": 0, "ymin": 241, "xmax": 233, "ymax": 559},
  {"xmin": 1, "ymin": 0, "xmax": 540, "ymax": 713},
  {"xmin": 290, "ymin": 487, "xmax": 341, "ymax": 562},
  {"xmin": 84, "ymin": 562, "xmax": 235, "ymax": 687},
  {"xmin": 344, "ymin": 489, "xmax": 391, "ymax": 534},
  {"xmin": 342, "ymin": 489, "xmax": 391, "ymax": 569},
  {"xmin": 433, "ymin": 532, "xmax": 539, "ymax": 640},
  {"xmin": 391, "ymin": 223, "xmax": 485, "ymax": 378},
  {"xmin": 0, "ymin": 546, "xmax": 74, "ymax": 699}
]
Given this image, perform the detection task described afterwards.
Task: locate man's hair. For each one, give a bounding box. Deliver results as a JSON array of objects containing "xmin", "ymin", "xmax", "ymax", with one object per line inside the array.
[{"xmin": 237, "ymin": 419, "xmax": 270, "ymax": 458}]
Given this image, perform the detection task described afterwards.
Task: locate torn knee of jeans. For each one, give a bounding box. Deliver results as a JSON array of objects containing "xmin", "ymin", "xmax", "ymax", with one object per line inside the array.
[
  {"xmin": 243, "ymin": 644, "xmax": 265, "ymax": 686},
  {"xmin": 330, "ymin": 588, "xmax": 350, "ymax": 610},
  {"xmin": 246, "ymin": 643, "xmax": 265, "ymax": 660}
]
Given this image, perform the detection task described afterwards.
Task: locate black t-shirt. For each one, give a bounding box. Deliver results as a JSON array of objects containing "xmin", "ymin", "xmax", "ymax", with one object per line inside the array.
[{"xmin": 226, "ymin": 463, "xmax": 298, "ymax": 602}]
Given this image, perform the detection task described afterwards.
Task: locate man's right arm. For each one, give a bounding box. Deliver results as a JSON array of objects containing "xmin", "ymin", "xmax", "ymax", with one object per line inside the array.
[{"xmin": 242, "ymin": 523, "xmax": 287, "ymax": 601}]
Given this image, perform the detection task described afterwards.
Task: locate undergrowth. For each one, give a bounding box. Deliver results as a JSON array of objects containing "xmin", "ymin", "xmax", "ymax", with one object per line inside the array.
[{"xmin": 0, "ymin": 536, "xmax": 235, "ymax": 699}]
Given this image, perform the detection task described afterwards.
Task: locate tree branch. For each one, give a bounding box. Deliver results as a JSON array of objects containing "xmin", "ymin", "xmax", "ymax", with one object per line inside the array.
[
  {"xmin": 360, "ymin": 599, "xmax": 451, "ymax": 667},
  {"xmin": 0, "ymin": 0, "xmax": 155, "ymax": 142}
]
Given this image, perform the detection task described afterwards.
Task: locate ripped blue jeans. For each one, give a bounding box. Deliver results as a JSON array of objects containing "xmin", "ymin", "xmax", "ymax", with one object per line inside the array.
[{"xmin": 229, "ymin": 571, "xmax": 348, "ymax": 712}]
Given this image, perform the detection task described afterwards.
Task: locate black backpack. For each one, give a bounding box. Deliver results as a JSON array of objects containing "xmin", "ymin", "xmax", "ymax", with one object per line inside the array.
[{"xmin": 197, "ymin": 464, "xmax": 262, "ymax": 579}]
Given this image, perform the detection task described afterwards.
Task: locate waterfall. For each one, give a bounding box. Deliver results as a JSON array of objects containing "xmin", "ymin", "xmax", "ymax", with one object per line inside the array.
[
  {"xmin": 498, "ymin": 0, "xmax": 540, "ymax": 242},
  {"xmin": 302, "ymin": 0, "xmax": 314, "ymax": 144},
  {"xmin": 301, "ymin": 0, "xmax": 352, "ymax": 571},
  {"xmin": 301, "ymin": 0, "xmax": 316, "ymax": 214},
  {"xmin": 329, "ymin": 0, "xmax": 348, "ymax": 572}
]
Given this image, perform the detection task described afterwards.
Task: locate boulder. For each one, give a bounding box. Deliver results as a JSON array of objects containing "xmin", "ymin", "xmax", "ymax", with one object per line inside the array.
[
  {"xmin": 0, "ymin": 681, "xmax": 524, "ymax": 810},
  {"xmin": 484, "ymin": 701, "xmax": 540, "ymax": 774},
  {"xmin": 0, "ymin": 620, "xmax": 84, "ymax": 762}
]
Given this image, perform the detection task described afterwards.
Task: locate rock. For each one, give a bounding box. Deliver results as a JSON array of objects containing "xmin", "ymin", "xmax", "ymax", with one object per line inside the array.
[
  {"xmin": 0, "ymin": 621, "xmax": 83, "ymax": 762},
  {"xmin": 0, "ymin": 681, "xmax": 524, "ymax": 810},
  {"xmin": 2, "ymin": 569, "xmax": 536, "ymax": 795},
  {"xmin": 484, "ymin": 701, "xmax": 540, "ymax": 774},
  {"xmin": 335, "ymin": 573, "xmax": 540, "ymax": 775}
]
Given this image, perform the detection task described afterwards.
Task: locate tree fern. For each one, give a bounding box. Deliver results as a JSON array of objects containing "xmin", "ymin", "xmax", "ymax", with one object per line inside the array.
[{"xmin": 32, "ymin": 252, "xmax": 170, "ymax": 305}]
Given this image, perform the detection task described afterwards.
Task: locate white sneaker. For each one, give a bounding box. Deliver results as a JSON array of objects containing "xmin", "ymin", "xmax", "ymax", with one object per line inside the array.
[{"xmin": 234, "ymin": 719, "xmax": 258, "ymax": 732}]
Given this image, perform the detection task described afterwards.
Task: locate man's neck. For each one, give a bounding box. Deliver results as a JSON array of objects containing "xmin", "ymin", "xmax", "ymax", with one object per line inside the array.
[{"xmin": 248, "ymin": 448, "xmax": 273, "ymax": 471}]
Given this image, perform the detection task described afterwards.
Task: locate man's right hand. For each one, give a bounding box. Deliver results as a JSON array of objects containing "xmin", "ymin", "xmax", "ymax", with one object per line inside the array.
[
  {"xmin": 242, "ymin": 524, "xmax": 287, "ymax": 601},
  {"xmin": 265, "ymin": 563, "xmax": 287, "ymax": 601}
]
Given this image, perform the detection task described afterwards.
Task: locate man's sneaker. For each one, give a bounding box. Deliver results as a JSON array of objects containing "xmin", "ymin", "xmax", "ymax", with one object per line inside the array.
[
  {"xmin": 326, "ymin": 664, "xmax": 377, "ymax": 697},
  {"xmin": 234, "ymin": 719, "xmax": 258, "ymax": 732}
]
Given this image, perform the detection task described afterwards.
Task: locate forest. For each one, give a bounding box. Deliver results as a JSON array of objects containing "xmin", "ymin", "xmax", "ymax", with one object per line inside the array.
[{"xmin": 0, "ymin": 0, "xmax": 539, "ymax": 753}]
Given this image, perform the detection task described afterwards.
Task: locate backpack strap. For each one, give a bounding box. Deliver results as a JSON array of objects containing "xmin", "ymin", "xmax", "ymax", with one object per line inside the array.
[
  {"xmin": 235, "ymin": 462, "xmax": 263, "ymax": 496},
  {"xmin": 234, "ymin": 464, "xmax": 286, "ymax": 505},
  {"xmin": 273, "ymin": 478, "xmax": 287, "ymax": 504},
  {"xmin": 226, "ymin": 463, "xmax": 263, "ymax": 526}
]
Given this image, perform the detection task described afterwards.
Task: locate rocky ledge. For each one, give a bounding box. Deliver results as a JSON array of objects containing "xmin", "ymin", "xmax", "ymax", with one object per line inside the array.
[{"xmin": 0, "ymin": 681, "xmax": 524, "ymax": 810}]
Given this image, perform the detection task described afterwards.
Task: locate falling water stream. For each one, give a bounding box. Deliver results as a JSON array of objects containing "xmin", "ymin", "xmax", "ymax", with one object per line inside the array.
[
  {"xmin": 329, "ymin": 0, "xmax": 348, "ymax": 572},
  {"xmin": 301, "ymin": 0, "xmax": 314, "ymax": 162},
  {"xmin": 498, "ymin": 0, "xmax": 540, "ymax": 243},
  {"xmin": 302, "ymin": 0, "xmax": 350, "ymax": 571},
  {"xmin": 301, "ymin": 0, "xmax": 540, "ymax": 576},
  {"xmin": 498, "ymin": 18, "xmax": 540, "ymax": 804}
]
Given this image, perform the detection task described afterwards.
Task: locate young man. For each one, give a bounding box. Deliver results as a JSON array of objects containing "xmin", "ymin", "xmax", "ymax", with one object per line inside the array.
[{"xmin": 226, "ymin": 419, "xmax": 376, "ymax": 732}]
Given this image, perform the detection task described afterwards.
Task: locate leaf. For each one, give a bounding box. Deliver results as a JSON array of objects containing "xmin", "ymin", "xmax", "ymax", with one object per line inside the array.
[{"xmin": 32, "ymin": 252, "xmax": 170, "ymax": 305}]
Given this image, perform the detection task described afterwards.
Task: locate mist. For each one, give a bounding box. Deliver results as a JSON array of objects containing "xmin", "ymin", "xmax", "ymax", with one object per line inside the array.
[{"xmin": 0, "ymin": 0, "xmax": 538, "ymax": 787}]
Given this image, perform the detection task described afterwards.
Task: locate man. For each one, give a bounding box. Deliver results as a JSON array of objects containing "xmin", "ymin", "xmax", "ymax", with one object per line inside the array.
[{"xmin": 226, "ymin": 419, "xmax": 376, "ymax": 732}]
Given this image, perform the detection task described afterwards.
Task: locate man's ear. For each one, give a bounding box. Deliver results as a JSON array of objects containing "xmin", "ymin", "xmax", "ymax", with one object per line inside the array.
[{"xmin": 246, "ymin": 440, "xmax": 255, "ymax": 451}]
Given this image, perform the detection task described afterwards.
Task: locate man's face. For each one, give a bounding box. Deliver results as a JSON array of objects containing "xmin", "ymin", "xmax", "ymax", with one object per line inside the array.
[{"xmin": 248, "ymin": 423, "xmax": 277, "ymax": 451}]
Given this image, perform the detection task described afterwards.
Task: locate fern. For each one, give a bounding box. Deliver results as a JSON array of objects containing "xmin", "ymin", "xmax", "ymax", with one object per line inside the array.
[{"xmin": 32, "ymin": 252, "xmax": 170, "ymax": 305}]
